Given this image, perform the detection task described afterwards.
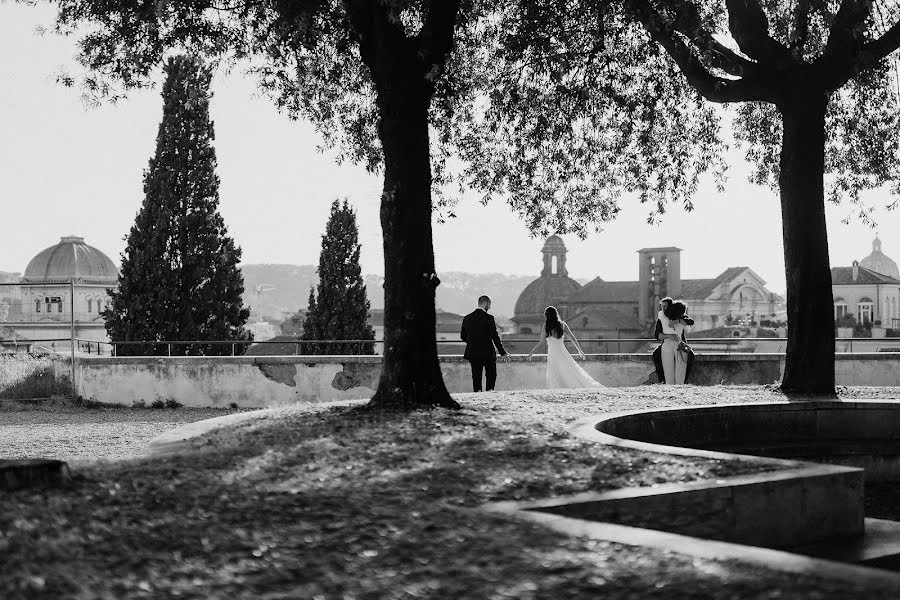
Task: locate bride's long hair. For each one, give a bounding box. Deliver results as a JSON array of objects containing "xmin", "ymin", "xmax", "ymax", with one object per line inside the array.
[{"xmin": 544, "ymin": 306, "xmax": 564, "ymax": 339}]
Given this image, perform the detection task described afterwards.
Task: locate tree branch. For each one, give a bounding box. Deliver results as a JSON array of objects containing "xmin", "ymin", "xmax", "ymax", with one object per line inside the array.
[
  {"xmin": 343, "ymin": 0, "xmax": 406, "ymax": 83},
  {"xmin": 815, "ymin": 0, "xmax": 877, "ymax": 90},
  {"xmin": 790, "ymin": 0, "xmax": 811, "ymax": 55},
  {"xmin": 417, "ymin": 0, "xmax": 463, "ymax": 80},
  {"xmin": 668, "ymin": 0, "xmax": 759, "ymax": 77},
  {"xmin": 724, "ymin": 0, "xmax": 792, "ymax": 64},
  {"xmin": 823, "ymin": 0, "xmax": 871, "ymax": 60},
  {"xmin": 863, "ymin": 18, "xmax": 900, "ymax": 62},
  {"xmin": 627, "ymin": 0, "xmax": 773, "ymax": 102}
]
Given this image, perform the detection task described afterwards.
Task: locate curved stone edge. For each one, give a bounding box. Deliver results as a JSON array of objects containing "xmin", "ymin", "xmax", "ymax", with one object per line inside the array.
[
  {"xmin": 481, "ymin": 504, "xmax": 900, "ymax": 589},
  {"xmin": 475, "ymin": 402, "xmax": 900, "ymax": 586},
  {"xmin": 568, "ymin": 403, "xmax": 809, "ymax": 467},
  {"xmin": 145, "ymin": 399, "xmax": 369, "ymax": 457}
]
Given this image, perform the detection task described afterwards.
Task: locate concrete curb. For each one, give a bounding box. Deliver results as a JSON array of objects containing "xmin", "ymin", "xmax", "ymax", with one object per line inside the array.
[
  {"xmin": 146, "ymin": 407, "xmax": 285, "ymax": 456},
  {"xmin": 145, "ymin": 399, "xmax": 369, "ymax": 457}
]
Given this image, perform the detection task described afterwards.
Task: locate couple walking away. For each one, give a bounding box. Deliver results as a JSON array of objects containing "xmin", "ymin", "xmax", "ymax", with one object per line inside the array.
[{"xmin": 461, "ymin": 296, "xmax": 604, "ymax": 391}]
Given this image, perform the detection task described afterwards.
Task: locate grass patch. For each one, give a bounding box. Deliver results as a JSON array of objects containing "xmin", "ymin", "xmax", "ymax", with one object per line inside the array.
[
  {"xmin": 0, "ymin": 386, "xmax": 896, "ymax": 598},
  {"xmin": 0, "ymin": 354, "xmax": 71, "ymax": 400}
]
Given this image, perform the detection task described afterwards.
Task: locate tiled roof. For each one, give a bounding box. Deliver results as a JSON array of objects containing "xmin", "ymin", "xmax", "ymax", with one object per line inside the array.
[
  {"xmin": 832, "ymin": 265, "xmax": 900, "ymax": 285},
  {"xmin": 680, "ymin": 267, "xmax": 748, "ymax": 299},
  {"xmin": 561, "ymin": 278, "xmax": 640, "ymax": 303},
  {"xmin": 639, "ymin": 246, "xmax": 682, "ymax": 252},
  {"xmin": 566, "ymin": 307, "xmax": 645, "ymax": 330}
]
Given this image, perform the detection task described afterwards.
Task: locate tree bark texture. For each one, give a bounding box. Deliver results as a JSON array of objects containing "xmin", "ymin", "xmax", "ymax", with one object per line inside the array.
[
  {"xmin": 355, "ymin": 9, "xmax": 458, "ymax": 410},
  {"xmin": 777, "ymin": 88, "xmax": 836, "ymax": 395}
]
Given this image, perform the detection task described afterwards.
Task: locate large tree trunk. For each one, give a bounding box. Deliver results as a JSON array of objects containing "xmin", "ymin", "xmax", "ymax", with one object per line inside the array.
[
  {"xmin": 367, "ymin": 62, "xmax": 458, "ymax": 410},
  {"xmin": 777, "ymin": 89, "xmax": 836, "ymax": 395}
]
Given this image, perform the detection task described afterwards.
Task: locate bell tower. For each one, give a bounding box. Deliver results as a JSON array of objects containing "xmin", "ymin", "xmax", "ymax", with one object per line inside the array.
[
  {"xmin": 541, "ymin": 235, "xmax": 569, "ymax": 277},
  {"xmin": 638, "ymin": 247, "xmax": 682, "ymax": 324}
]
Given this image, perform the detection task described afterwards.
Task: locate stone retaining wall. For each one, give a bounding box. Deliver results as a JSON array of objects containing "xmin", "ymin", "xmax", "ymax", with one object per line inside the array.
[{"xmin": 71, "ymin": 353, "xmax": 900, "ymax": 408}]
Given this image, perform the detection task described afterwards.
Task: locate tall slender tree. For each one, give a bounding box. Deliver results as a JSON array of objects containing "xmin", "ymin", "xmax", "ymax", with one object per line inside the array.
[
  {"xmin": 104, "ymin": 55, "xmax": 252, "ymax": 356},
  {"xmin": 301, "ymin": 199, "xmax": 376, "ymax": 355}
]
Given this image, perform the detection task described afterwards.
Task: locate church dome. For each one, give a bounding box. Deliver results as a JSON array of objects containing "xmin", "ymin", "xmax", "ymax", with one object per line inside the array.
[
  {"xmin": 23, "ymin": 236, "xmax": 118, "ymax": 283},
  {"xmin": 514, "ymin": 276, "xmax": 582, "ymax": 318},
  {"xmin": 513, "ymin": 235, "xmax": 582, "ymax": 324},
  {"xmin": 860, "ymin": 236, "xmax": 899, "ymax": 279}
]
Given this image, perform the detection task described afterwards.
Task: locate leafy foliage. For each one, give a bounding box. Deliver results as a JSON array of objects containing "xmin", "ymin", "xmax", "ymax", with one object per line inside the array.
[
  {"xmin": 300, "ymin": 199, "xmax": 375, "ymax": 355},
  {"xmin": 103, "ymin": 56, "xmax": 252, "ymax": 356},
  {"xmin": 448, "ymin": 1, "xmax": 727, "ymax": 235}
]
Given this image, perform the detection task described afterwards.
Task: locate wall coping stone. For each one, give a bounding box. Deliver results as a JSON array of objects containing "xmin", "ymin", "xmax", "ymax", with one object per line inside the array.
[
  {"xmin": 78, "ymin": 352, "xmax": 793, "ymax": 365},
  {"xmin": 77, "ymin": 352, "xmax": 900, "ymax": 366}
]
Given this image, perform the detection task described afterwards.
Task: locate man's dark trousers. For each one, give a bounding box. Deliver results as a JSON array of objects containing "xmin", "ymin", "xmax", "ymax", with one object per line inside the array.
[
  {"xmin": 461, "ymin": 307, "xmax": 506, "ymax": 392},
  {"xmin": 469, "ymin": 359, "xmax": 497, "ymax": 392}
]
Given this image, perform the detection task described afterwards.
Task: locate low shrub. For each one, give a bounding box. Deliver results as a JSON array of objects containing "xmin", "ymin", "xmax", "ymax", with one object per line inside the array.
[{"xmin": 0, "ymin": 354, "xmax": 71, "ymax": 399}]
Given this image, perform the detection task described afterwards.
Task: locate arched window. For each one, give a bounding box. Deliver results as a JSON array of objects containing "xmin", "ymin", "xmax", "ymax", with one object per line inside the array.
[
  {"xmin": 857, "ymin": 297, "xmax": 874, "ymax": 324},
  {"xmin": 833, "ymin": 297, "xmax": 848, "ymax": 319},
  {"xmin": 88, "ymin": 299, "xmax": 92, "ymax": 313},
  {"xmin": 551, "ymin": 255, "xmax": 558, "ymax": 274},
  {"xmin": 35, "ymin": 299, "xmax": 40, "ymax": 313},
  {"xmin": 520, "ymin": 327, "xmax": 533, "ymax": 334}
]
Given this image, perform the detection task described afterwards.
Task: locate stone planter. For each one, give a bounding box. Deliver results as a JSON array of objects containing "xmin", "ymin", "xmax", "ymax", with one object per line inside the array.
[
  {"xmin": 837, "ymin": 327, "xmax": 854, "ymax": 338},
  {"xmin": 872, "ymin": 327, "xmax": 887, "ymax": 339}
]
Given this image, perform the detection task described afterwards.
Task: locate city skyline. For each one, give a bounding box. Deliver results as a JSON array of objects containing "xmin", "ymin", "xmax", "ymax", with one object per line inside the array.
[{"xmin": 3, "ymin": 3, "xmax": 900, "ymax": 295}]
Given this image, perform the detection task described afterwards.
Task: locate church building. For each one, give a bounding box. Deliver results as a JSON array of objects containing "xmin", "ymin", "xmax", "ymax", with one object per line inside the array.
[
  {"xmin": 832, "ymin": 237, "xmax": 900, "ymax": 328},
  {"xmin": 0, "ymin": 236, "xmax": 119, "ymax": 352},
  {"xmin": 511, "ymin": 237, "xmax": 780, "ymax": 343}
]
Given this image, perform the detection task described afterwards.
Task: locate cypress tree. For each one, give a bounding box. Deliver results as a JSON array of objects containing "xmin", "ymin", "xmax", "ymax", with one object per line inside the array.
[
  {"xmin": 300, "ymin": 199, "xmax": 375, "ymax": 355},
  {"xmin": 104, "ymin": 55, "xmax": 251, "ymax": 356}
]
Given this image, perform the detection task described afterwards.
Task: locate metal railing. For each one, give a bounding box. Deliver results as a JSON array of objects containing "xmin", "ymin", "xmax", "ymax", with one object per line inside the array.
[{"xmin": 8, "ymin": 336, "xmax": 900, "ymax": 358}]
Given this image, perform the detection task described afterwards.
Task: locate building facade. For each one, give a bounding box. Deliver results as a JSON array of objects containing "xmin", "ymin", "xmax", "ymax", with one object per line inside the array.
[
  {"xmin": 0, "ymin": 236, "xmax": 118, "ymax": 352},
  {"xmin": 832, "ymin": 238, "xmax": 900, "ymax": 329},
  {"xmin": 512, "ymin": 237, "xmax": 780, "ymax": 344}
]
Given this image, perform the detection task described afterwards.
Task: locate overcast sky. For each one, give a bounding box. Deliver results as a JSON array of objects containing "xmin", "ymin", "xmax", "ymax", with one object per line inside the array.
[{"xmin": 3, "ymin": 3, "xmax": 899, "ymax": 294}]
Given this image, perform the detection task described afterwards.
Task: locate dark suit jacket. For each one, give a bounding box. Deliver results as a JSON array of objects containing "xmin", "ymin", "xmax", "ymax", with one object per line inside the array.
[
  {"xmin": 461, "ymin": 309, "xmax": 506, "ymax": 362},
  {"xmin": 652, "ymin": 316, "xmax": 695, "ymax": 383}
]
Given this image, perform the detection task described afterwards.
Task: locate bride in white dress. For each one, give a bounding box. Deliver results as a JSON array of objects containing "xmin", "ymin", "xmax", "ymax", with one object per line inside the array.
[{"xmin": 526, "ymin": 306, "xmax": 604, "ymax": 388}]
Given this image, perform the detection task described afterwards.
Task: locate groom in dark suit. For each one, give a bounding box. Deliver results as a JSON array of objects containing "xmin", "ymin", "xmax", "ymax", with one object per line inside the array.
[{"xmin": 461, "ymin": 295, "xmax": 508, "ymax": 392}]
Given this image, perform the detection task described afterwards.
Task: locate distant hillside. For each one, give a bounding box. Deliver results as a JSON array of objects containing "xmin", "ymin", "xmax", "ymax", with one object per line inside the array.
[{"xmin": 240, "ymin": 264, "xmax": 588, "ymax": 320}]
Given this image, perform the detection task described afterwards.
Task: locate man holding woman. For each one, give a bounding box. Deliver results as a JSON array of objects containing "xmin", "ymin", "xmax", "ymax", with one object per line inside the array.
[{"xmin": 653, "ymin": 297, "xmax": 694, "ymax": 385}]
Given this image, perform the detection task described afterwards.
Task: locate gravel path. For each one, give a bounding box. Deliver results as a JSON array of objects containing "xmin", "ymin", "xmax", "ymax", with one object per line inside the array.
[
  {"xmin": 2, "ymin": 384, "xmax": 899, "ymax": 464},
  {"xmin": 0, "ymin": 405, "xmax": 243, "ymax": 463}
]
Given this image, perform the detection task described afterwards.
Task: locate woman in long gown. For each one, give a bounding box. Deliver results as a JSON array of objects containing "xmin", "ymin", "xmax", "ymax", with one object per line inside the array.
[{"xmin": 526, "ymin": 306, "xmax": 604, "ymax": 388}]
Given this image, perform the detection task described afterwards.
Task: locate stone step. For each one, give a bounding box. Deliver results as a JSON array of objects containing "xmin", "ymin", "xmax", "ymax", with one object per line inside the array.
[{"xmin": 791, "ymin": 518, "xmax": 900, "ymax": 570}]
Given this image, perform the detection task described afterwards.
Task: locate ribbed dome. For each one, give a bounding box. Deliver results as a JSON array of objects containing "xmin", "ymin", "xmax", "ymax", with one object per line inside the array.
[
  {"xmin": 23, "ymin": 236, "xmax": 118, "ymax": 283},
  {"xmin": 860, "ymin": 236, "xmax": 899, "ymax": 279},
  {"xmin": 514, "ymin": 276, "xmax": 582, "ymax": 318}
]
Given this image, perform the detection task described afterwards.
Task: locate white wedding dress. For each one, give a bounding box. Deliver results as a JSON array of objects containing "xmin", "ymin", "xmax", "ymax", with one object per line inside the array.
[{"xmin": 546, "ymin": 335, "xmax": 604, "ymax": 389}]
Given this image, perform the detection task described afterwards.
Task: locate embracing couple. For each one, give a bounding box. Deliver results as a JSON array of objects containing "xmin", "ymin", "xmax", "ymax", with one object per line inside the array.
[
  {"xmin": 461, "ymin": 295, "xmax": 604, "ymax": 391},
  {"xmin": 653, "ymin": 296, "xmax": 695, "ymax": 385}
]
